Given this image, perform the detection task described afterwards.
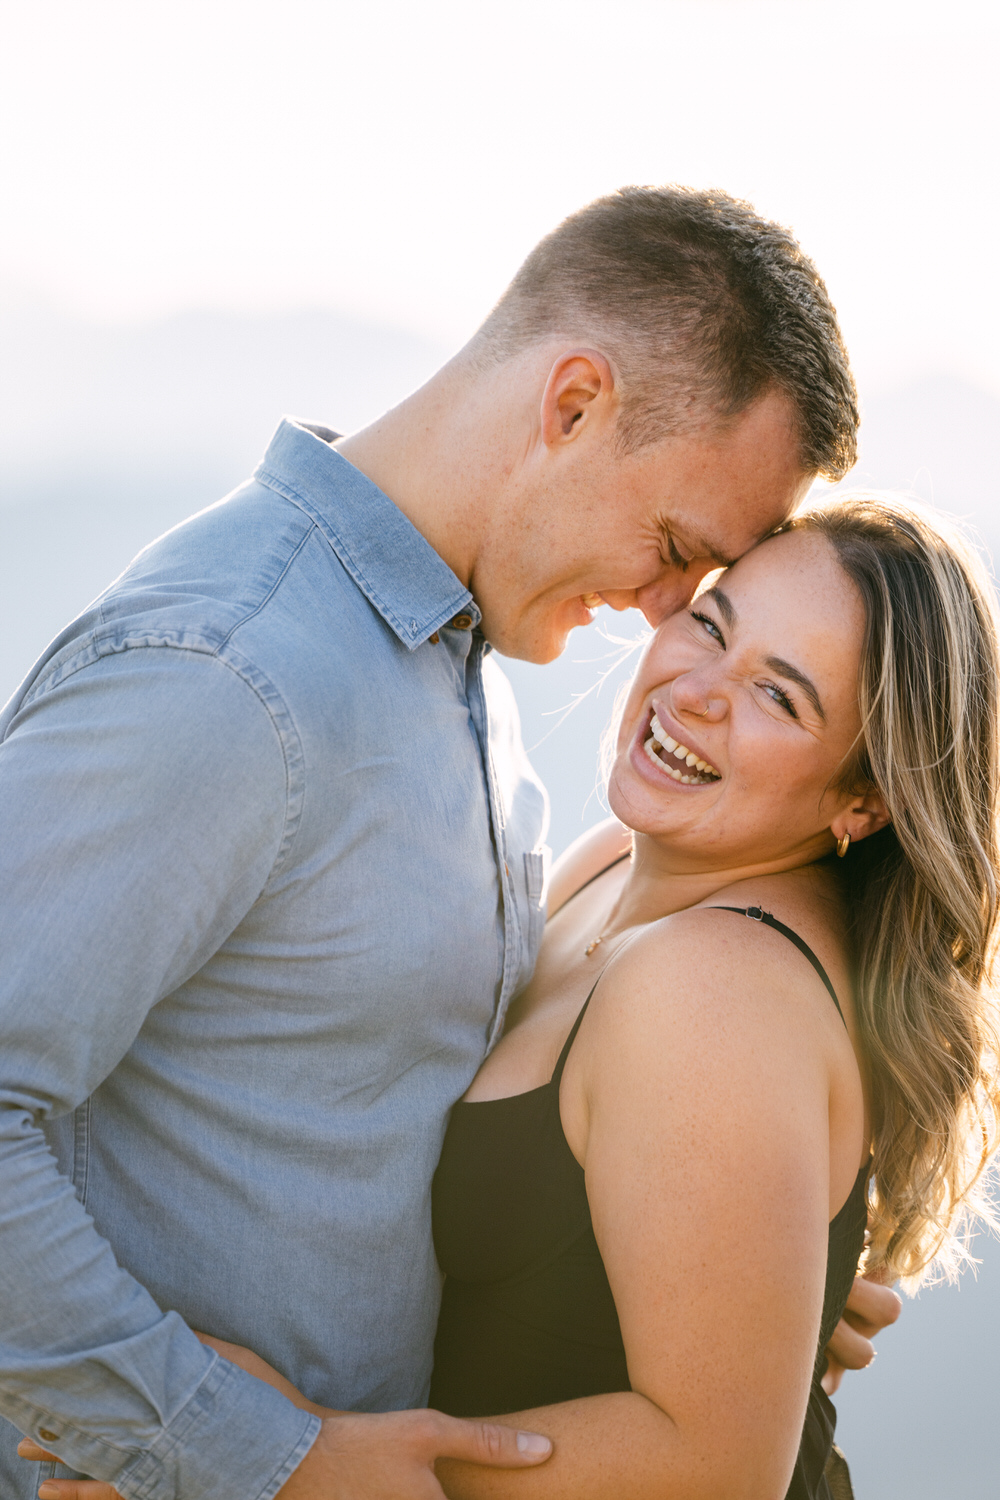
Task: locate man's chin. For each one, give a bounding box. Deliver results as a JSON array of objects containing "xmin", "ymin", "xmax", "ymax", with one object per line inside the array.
[
  {"xmin": 476, "ymin": 603, "xmax": 570, "ymax": 663},
  {"xmin": 488, "ymin": 623, "xmax": 577, "ymax": 665}
]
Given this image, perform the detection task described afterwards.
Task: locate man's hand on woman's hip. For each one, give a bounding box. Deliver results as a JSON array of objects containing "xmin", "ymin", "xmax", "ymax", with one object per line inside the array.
[
  {"xmin": 276, "ymin": 1409, "xmax": 552, "ymax": 1499},
  {"xmin": 18, "ymin": 1410, "xmax": 553, "ymax": 1500}
]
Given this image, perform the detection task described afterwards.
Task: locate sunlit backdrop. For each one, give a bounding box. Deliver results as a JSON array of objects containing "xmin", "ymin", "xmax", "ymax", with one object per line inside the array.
[{"xmin": 1, "ymin": 4, "xmax": 997, "ymax": 1495}]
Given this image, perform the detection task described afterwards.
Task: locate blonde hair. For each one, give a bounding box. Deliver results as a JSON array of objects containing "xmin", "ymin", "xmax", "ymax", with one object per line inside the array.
[{"xmin": 796, "ymin": 495, "xmax": 1000, "ymax": 1286}]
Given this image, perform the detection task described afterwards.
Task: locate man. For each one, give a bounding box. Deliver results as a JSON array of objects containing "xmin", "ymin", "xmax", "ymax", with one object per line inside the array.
[{"xmin": 0, "ymin": 186, "xmax": 895, "ymax": 1500}]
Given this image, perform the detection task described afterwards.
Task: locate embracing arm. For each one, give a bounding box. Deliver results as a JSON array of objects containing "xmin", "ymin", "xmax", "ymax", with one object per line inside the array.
[
  {"xmin": 21, "ymin": 1338, "xmax": 553, "ymax": 1500},
  {"xmin": 436, "ymin": 913, "xmax": 839, "ymax": 1500},
  {"xmin": 0, "ymin": 649, "xmax": 324, "ymax": 1498},
  {"xmin": 7, "ymin": 651, "xmax": 554, "ymax": 1500}
]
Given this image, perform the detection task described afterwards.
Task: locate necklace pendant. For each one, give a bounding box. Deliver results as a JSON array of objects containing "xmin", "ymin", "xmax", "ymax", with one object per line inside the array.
[{"xmin": 584, "ymin": 936, "xmax": 603, "ymax": 957}]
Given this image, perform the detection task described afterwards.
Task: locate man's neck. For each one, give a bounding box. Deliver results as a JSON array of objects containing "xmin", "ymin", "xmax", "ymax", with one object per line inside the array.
[{"xmin": 333, "ymin": 347, "xmax": 508, "ymax": 587}]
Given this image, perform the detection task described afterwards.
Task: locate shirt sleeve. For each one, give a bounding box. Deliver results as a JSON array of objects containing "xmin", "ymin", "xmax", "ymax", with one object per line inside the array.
[{"xmin": 0, "ymin": 644, "xmax": 320, "ymax": 1500}]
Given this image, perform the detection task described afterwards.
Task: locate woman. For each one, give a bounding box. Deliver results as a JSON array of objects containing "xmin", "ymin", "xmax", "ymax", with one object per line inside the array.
[{"xmin": 24, "ymin": 496, "xmax": 1000, "ymax": 1500}]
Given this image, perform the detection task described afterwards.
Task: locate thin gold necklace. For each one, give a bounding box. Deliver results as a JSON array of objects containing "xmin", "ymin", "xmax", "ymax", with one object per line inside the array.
[
  {"xmin": 584, "ymin": 908, "xmax": 628, "ymax": 958},
  {"xmin": 581, "ymin": 852, "xmax": 633, "ymax": 957}
]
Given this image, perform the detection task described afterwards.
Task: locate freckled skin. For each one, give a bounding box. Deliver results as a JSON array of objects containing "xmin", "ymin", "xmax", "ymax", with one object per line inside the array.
[
  {"xmin": 471, "ymin": 385, "xmax": 811, "ymax": 662},
  {"xmin": 608, "ymin": 529, "xmax": 869, "ymax": 877},
  {"xmin": 336, "ymin": 344, "xmax": 812, "ymax": 665}
]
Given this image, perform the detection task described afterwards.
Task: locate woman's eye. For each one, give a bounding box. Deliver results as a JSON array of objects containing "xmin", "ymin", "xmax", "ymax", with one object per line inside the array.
[
  {"xmin": 761, "ymin": 681, "xmax": 798, "ymax": 718},
  {"xmin": 690, "ymin": 610, "xmax": 724, "ymax": 645}
]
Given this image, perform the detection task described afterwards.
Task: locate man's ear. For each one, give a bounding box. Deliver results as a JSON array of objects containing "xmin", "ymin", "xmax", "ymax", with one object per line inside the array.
[
  {"xmin": 539, "ymin": 349, "xmax": 618, "ymax": 445},
  {"xmin": 832, "ymin": 789, "xmax": 891, "ymax": 848}
]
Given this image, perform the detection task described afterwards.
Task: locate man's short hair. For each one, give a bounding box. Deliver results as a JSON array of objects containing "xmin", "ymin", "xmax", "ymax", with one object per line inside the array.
[{"xmin": 477, "ymin": 185, "xmax": 858, "ymax": 481}]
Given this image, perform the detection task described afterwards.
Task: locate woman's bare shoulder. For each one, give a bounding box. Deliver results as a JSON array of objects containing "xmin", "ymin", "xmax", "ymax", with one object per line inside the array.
[
  {"xmin": 588, "ymin": 873, "xmax": 850, "ymax": 1065},
  {"xmin": 687, "ymin": 865, "xmax": 852, "ymax": 1008},
  {"xmin": 547, "ymin": 818, "xmax": 632, "ymax": 917}
]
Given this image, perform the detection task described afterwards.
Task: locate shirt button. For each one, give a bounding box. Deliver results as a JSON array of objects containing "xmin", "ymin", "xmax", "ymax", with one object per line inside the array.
[
  {"xmin": 38, "ymin": 1429, "xmax": 59, "ymax": 1442},
  {"xmin": 450, "ymin": 613, "xmax": 473, "ymax": 630},
  {"xmin": 428, "ymin": 631, "xmax": 440, "ymax": 645}
]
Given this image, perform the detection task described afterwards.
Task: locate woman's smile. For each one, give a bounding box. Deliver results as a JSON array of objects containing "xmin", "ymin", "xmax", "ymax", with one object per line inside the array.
[{"xmin": 642, "ymin": 708, "xmax": 721, "ymax": 785}]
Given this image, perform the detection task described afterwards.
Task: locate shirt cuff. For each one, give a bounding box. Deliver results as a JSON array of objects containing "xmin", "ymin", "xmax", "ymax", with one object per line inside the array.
[{"xmin": 42, "ymin": 1356, "xmax": 320, "ymax": 1500}]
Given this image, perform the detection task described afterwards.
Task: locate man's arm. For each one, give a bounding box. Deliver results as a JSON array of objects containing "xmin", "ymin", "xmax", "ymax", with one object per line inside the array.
[
  {"xmin": 0, "ymin": 646, "xmax": 319, "ymax": 1500},
  {"xmin": 2, "ymin": 645, "xmax": 555, "ymax": 1500},
  {"xmin": 18, "ymin": 1339, "xmax": 554, "ymax": 1500}
]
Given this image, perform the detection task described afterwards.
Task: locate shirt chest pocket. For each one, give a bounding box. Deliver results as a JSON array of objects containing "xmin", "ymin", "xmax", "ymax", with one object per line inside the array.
[{"xmin": 522, "ymin": 846, "xmax": 551, "ymax": 970}]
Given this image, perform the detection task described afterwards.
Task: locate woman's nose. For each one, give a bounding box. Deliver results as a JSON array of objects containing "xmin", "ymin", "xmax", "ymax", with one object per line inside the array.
[{"xmin": 670, "ymin": 669, "xmax": 726, "ymax": 721}]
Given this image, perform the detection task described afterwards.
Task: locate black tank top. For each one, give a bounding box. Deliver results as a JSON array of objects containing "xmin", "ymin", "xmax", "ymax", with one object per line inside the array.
[{"xmin": 431, "ymin": 878, "xmax": 868, "ymax": 1500}]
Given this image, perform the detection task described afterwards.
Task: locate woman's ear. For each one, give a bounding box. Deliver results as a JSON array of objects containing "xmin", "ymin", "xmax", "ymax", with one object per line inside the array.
[{"xmin": 832, "ymin": 790, "xmax": 891, "ymax": 848}]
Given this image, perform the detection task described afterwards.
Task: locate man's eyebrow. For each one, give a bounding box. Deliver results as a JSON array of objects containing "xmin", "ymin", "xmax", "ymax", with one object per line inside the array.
[
  {"xmin": 699, "ymin": 539, "xmax": 739, "ymax": 569},
  {"xmin": 687, "ymin": 531, "xmax": 737, "ymax": 569},
  {"xmin": 765, "ymin": 656, "xmax": 826, "ymax": 722},
  {"xmin": 663, "ymin": 521, "xmax": 737, "ymax": 570}
]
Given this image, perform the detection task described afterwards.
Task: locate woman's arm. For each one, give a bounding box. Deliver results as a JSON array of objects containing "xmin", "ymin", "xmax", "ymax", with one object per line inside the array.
[
  {"xmin": 27, "ymin": 913, "xmax": 847, "ymax": 1500},
  {"xmin": 437, "ymin": 909, "xmax": 842, "ymax": 1500}
]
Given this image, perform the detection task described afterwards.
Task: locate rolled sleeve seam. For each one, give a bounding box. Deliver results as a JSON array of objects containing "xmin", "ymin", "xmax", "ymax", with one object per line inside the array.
[{"xmin": 115, "ymin": 1358, "xmax": 320, "ymax": 1500}]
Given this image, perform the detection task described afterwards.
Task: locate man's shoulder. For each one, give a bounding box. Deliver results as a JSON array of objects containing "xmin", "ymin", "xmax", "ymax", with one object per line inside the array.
[
  {"xmin": 2, "ymin": 478, "xmax": 373, "ymax": 728},
  {"xmin": 98, "ymin": 478, "xmax": 320, "ymax": 642}
]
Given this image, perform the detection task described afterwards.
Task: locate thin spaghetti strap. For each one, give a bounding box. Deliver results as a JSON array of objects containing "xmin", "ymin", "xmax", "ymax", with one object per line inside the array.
[
  {"xmin": 546, "ymin": 853, "xmax": 632, "ymax": 1088},
  {"xmin": 709, "ymin": 906, "xmax": 846, "ymax": 1026},
  {"xmin": 550, "ymin": 981, "xmax": 602, "ymax": 1086},
  {"xmin": 561, "ymin": 851, "xmax": 630, "ymax": 906}
]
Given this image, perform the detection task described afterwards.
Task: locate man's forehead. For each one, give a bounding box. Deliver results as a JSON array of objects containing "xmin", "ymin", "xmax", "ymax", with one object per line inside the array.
[{"xmin": 643, "ymin": 440, "xmax": 811, "ymax": 567}]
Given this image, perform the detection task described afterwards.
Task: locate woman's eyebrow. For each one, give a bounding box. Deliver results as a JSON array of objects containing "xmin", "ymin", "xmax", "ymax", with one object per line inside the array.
[
  {"xmin": 764, "ymin": 656, "xmax": 826, "ymax": 721},
  {"xmin": 699, "ymin": 586, "xmax": 737, "ymax": 631},
  {"xmin": 701, "ymin": 587, "xmax": 826, "ymax": 720}
]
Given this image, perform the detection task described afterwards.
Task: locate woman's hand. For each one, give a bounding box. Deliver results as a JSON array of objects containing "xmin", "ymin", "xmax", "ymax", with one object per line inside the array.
[
  {"xmin": 16, "ymin": 1438, "xmax": 119, "ymax": 1499},
  {"xmin": 193, "ymin": 1330, "xmax": 333, "ymax": 1416}
]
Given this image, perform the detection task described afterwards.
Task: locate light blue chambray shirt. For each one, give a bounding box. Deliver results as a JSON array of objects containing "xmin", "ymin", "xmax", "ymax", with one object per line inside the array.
[{"xmin": 0, "ymin": 420, "xmax": 549, "ymax": 1500}]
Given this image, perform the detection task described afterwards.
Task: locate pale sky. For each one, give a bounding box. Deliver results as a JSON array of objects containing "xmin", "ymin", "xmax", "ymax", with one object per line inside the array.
[{"xmin": 2, "ymin": 0, "xmax": 998, "ymax": 398}]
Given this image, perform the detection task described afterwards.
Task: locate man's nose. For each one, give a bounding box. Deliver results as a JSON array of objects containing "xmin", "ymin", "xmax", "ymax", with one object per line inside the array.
[{"xmin": 634, "ymin": 559, "xmax": 720, "ymax": 627}]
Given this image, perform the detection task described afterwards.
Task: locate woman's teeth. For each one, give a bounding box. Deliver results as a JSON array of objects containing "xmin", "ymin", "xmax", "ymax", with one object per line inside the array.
[
  {"xmin": 581, "ymin": 593, "xmax": 602, "ymax": 609},
  {"xmin": 643, "ymin": 713, "xmax": 720, "ymax": 785}
]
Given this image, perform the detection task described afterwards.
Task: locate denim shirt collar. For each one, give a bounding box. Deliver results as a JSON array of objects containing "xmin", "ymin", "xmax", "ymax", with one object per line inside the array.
[{"xmin": 254, "ymin": 418, "xmax": 479, "ymax": 650}]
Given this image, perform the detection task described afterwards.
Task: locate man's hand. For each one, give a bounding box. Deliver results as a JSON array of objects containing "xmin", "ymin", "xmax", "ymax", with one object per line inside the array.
[
  {"xmin": 822, "ymin": 1272, "xmax": 902, "ymax": 1394},
  {"xmin": 16, "ymin": 1438, "xmax": 120, "ymax": 1499},
  {"xmin": 276, "ymin": 1409, "xmax": 552, "ymax": 1499},
  {"xmin": 18, "ymin": 1411, "xmax": 553, "ymax": 1500}
]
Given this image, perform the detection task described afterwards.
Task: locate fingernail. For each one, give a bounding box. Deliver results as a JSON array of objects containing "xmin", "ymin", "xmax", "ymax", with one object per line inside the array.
[
  {"xmin": 517, "ymin": 1431, "xmax": 552, "ymax": 1455},
  {"xmin": 38, "ymin": 1486, "xmax": 60, "ymax": 1499}
]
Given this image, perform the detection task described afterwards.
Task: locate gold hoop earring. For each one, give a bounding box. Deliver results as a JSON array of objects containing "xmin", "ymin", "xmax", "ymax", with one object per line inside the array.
[{"xmin": 836, "ymin": 832, "xmax": 851, "ymax": 858}]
